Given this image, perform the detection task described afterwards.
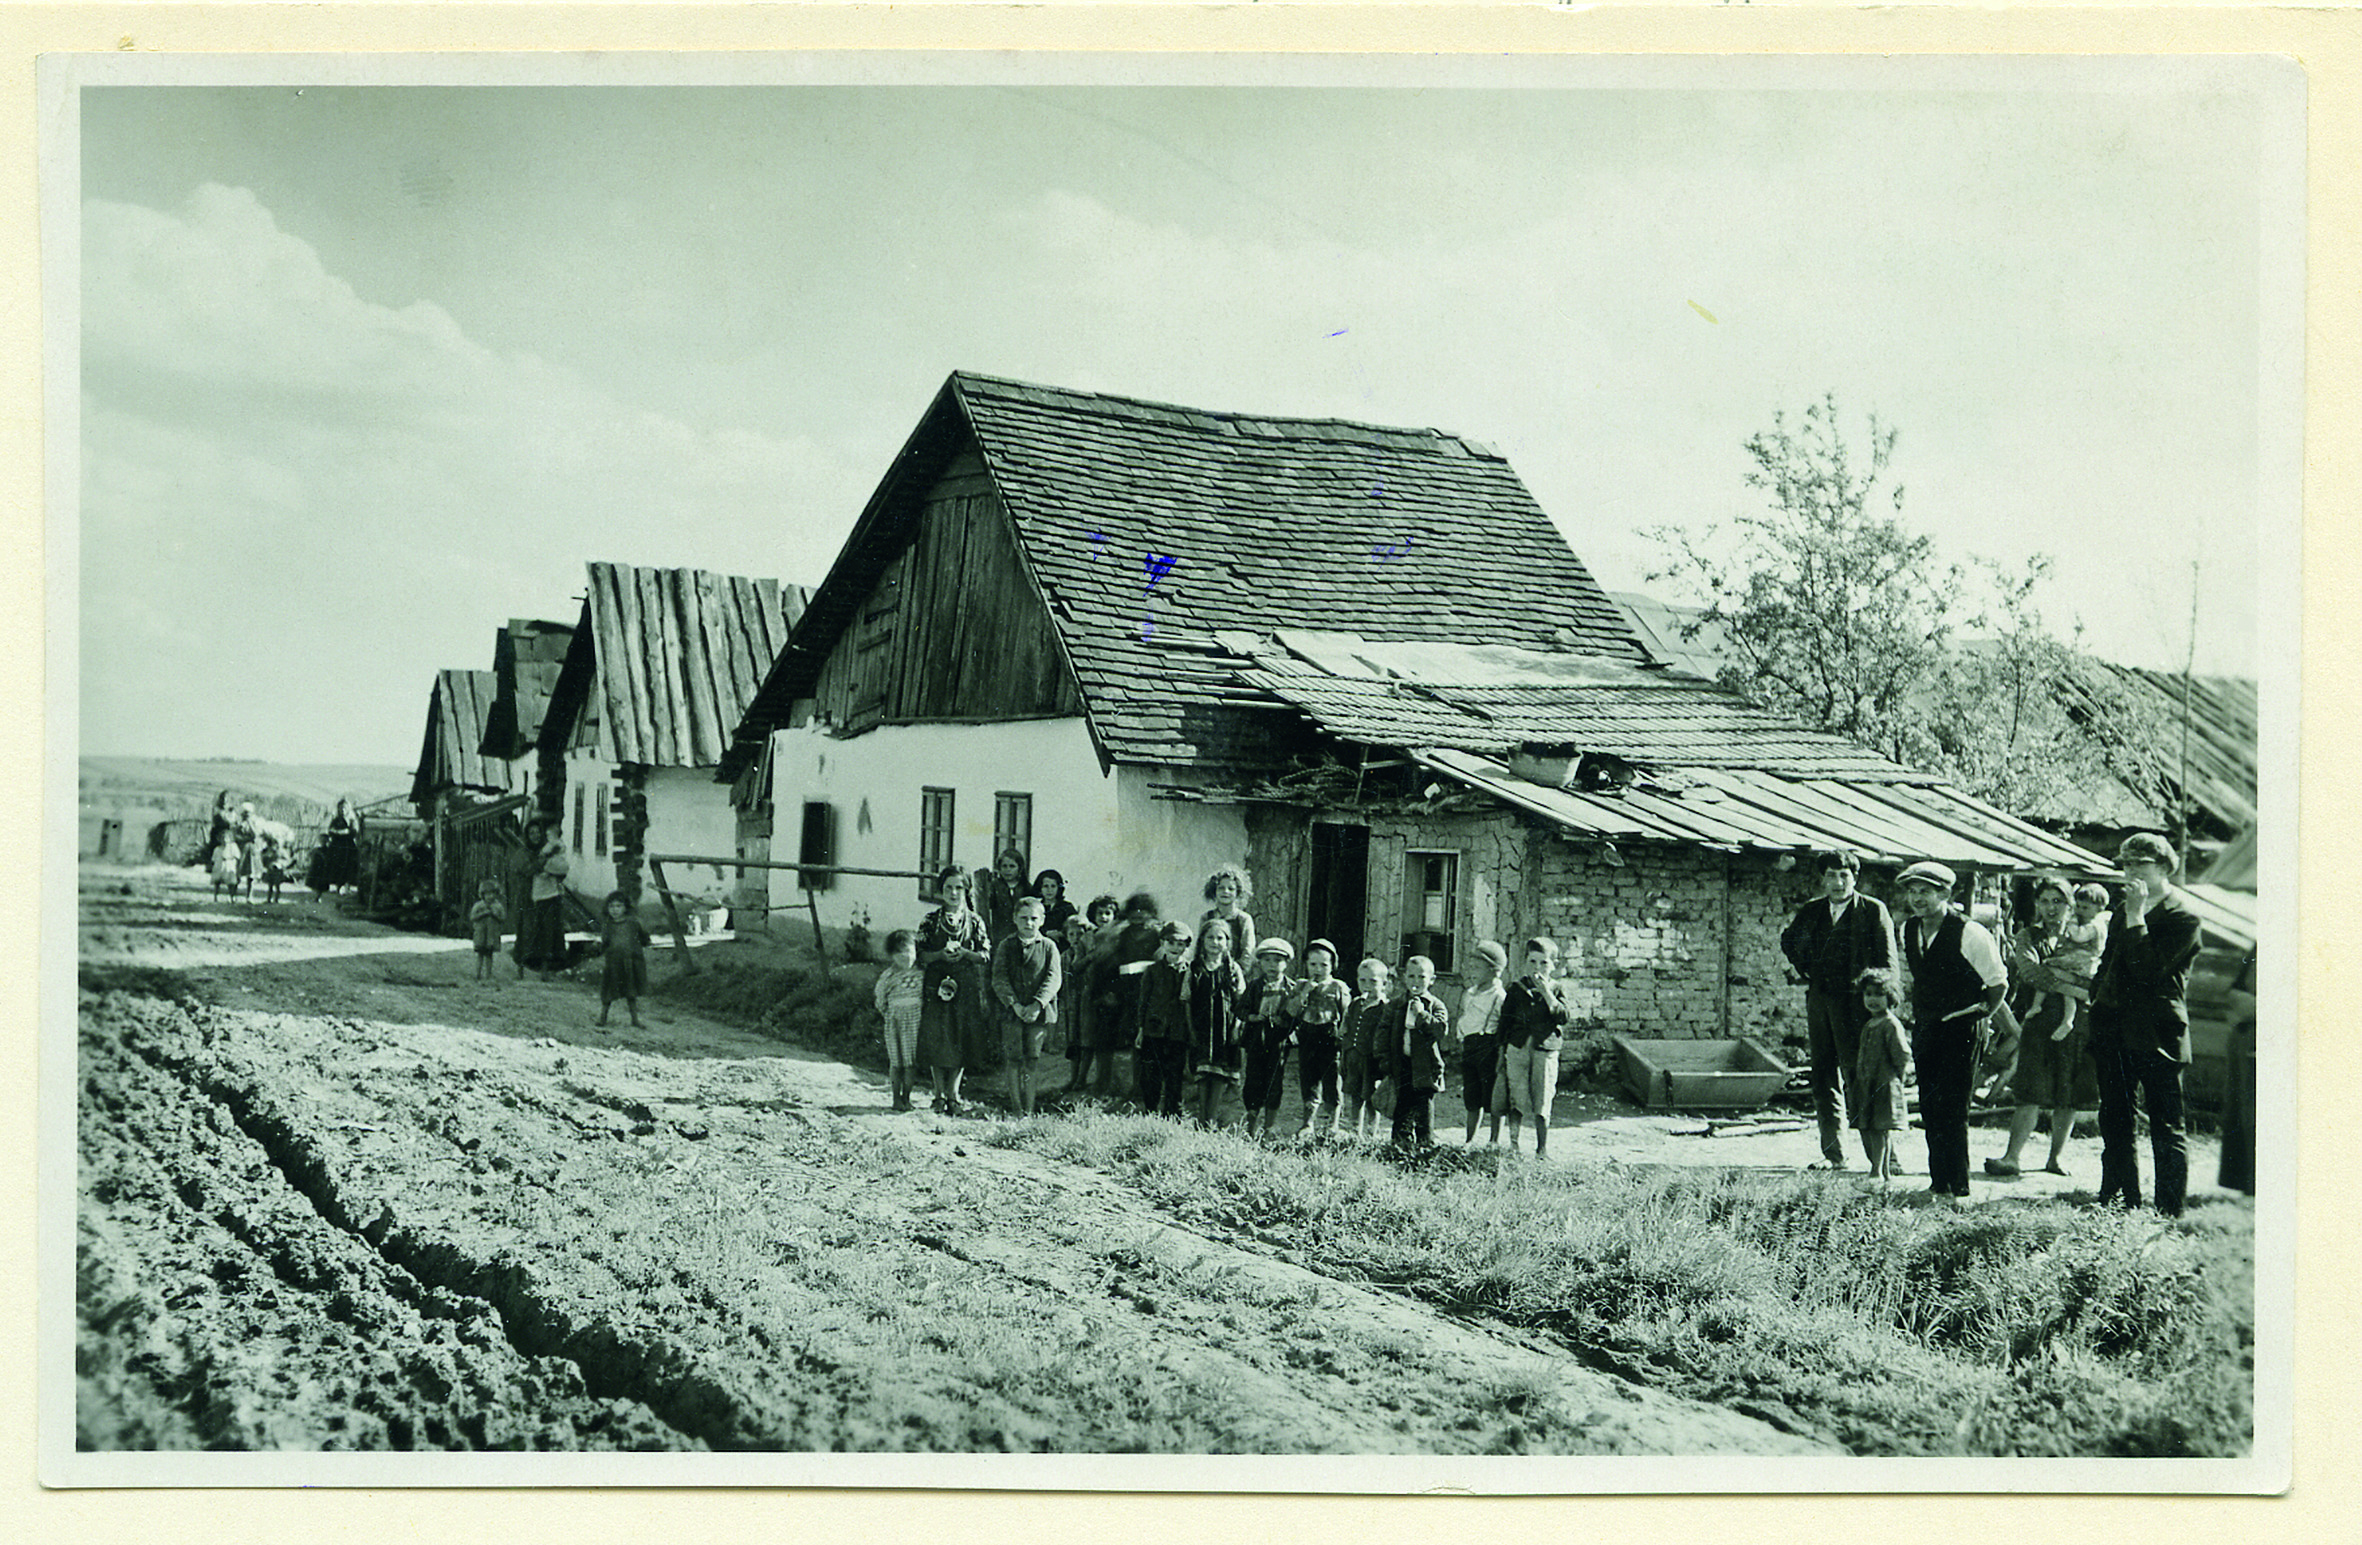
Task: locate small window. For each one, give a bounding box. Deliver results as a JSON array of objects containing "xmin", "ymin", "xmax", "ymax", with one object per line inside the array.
[
  {"xmin": 799, "ymin": 801, "xmax": 837, "ymax": 892},
  {"xmin": 593, "ymin": 783, "xmax": 609, "ymax": 858},
  {"xmin": 572, "ymin": 781, "xmax": 588, "ymax": 856},
  {"xmin": 919, "ymin": 787, "xmax": 956, "ymax": 899},
  {"xmin": 1400, "ymin": 850, "xmax": 1459, "ymax": 974},
  {"xmin": 993, "ymin": 792, "xmax": 1033, "ymax": 874}
]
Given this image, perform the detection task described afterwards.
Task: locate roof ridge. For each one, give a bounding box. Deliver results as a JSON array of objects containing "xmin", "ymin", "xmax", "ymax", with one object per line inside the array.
[{"xmin": 950, "ymin": 369, "xmax": 1494, "ymax": 454}]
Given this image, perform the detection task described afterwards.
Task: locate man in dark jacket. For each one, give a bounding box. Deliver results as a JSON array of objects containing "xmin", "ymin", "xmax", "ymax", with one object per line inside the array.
[
  {"xmin": 1780, "ymin": 850, "xmax": 1897, "ymax": 1169},
  {"xmin": 2086, "ymin": 832, "xmax": 2204, "ymax": 1216},
  {"xmin": 1897, "ymin": 860, "xmax": 2008, "ymax": 1200}
]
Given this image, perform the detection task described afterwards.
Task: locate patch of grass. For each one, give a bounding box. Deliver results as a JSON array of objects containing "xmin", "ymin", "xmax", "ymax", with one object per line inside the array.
[
  {"xmin": 981, "ymin": 1113, "xmax": 2253, "ymax": 1458},
  {"xmin": 651, "ymin": 956, "xmax": 886, "ymax": 1070}
]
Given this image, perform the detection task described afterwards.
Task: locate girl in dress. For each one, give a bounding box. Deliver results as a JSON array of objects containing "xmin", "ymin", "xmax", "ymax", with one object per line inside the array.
[
  {"xmin": 1200, "ymin": 864, "xmax": 1257, "ymax": 962},
  {"xmin": 597, "ymin": 893, "xmax": 650, "ymax": 1028},
  {"xmin": 978, "ymin": 847, "xmax": 1031, "ymax": 946},
  {"xmin": 1183, "ymin": 917, "xmax": 1248, "ymax": 1127}
]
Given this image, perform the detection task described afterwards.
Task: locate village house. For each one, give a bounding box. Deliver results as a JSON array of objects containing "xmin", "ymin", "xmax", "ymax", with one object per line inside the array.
[
  {"xmin": 720, "ymin": 372, "xmax": 2096, "ymax": 1048},
  {"xmin": 409, "ymin": 666, "xmax": 525, "ymax": 913},
  {"xmin": 479, "ymin": 617, "xmax": 575, "ymax": 785},
  {"xmin": 537, "ymin": 562, "xmax": 806, "ymax": 913}
]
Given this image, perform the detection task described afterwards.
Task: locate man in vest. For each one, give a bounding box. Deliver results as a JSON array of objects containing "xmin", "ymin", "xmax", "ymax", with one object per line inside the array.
[
  {"xmin": 2086, "ymin": 832, "xmax": 2204, "ymax": 1215},
  {"xmin": 1896, "ymin": 860, "xmax": 2008, "ymax": 1201},
  {"xmin": 1779, "ymin": 849, "xmax": 1897, "ymax": 1170}
]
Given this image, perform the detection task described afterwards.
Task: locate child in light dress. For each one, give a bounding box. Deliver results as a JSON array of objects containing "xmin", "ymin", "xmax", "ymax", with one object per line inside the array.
[{"xmin": 1851, "ymin": 968, "xmax": 1912, "ymax": 1182}]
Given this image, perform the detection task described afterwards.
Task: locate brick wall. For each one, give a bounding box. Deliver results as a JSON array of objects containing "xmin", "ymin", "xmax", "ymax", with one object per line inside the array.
[{"xmin": 1522, "ymin": 837, "xmax": 1830, "ymax": 1046}]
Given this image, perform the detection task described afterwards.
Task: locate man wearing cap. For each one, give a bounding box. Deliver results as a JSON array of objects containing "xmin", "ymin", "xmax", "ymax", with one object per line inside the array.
[
  {"xmin": 1780, "ymin": 850, "xmax": 1898, "ymax": 1170},
  {"xmin": 2086, "ymin": 832, "xmax": 2204, "ymax": 1215},
  {"xmin": 1455, "ymin": 940, "xmax": 1511, "ymax": 1146},
  {"xmin": 1896, "ymin": 860, "xmax": 2009, "ymax": 1200}
]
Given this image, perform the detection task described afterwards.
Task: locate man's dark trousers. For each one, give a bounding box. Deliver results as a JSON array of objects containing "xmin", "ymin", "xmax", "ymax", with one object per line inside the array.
[
  {"xmin": 2091, "ymin": 1036, "xmax": 2188, "ymax": 1215},
  {"xmin": 1808, "ymin": 985, "xmax": 1860, "ymax": 1164},
  {"xmin": 1912, "ymin": 1020, "xmax": 1977, "ymax": 1195}
]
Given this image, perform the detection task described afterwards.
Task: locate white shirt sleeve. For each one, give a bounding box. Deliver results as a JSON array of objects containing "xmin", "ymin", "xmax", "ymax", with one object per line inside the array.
[{"xmin": 1958, "ymin": 919, "xmax": 2008, "ymax": 988}]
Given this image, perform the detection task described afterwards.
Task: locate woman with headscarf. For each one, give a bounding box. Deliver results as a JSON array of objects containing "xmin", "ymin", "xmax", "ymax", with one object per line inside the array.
[
  {"xmin": 915, "ymin": 865, "xmax": 993, "ymax": 1114},
  {"xmin": 200, "ymin": 790, "xmax": 234, "ymax": 868}
]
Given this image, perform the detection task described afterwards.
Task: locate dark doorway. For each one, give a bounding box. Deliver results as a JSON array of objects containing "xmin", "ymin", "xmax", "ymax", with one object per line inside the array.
[{"xmin": 1307, "ymin": 822, "xmax": 1370, "ymax": 970}]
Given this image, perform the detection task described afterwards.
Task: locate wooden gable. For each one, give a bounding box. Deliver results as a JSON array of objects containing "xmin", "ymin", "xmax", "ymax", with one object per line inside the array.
[{"xmin": 806, "ymin": 448, "xmax": 1083, "ymax": 734}]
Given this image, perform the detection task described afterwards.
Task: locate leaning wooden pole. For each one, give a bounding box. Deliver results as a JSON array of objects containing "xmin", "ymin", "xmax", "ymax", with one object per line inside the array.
[{"xmin": 645, "ymin": 857, "xmax": 697, "ymax": 973}]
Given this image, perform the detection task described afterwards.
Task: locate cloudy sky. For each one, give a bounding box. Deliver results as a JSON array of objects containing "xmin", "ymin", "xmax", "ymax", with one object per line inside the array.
[{"xmin": 73, "ymin": 66, "xmax": 2286, "ymax": 764}]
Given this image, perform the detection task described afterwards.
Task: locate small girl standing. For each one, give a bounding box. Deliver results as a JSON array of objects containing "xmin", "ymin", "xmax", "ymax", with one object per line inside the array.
[
  {"xmin": 1852, "ymin": 967, "xmax": 1913, "ymax": 1182},
  {"xmin": 1339, "ymin": 958, "xmax": 1395, "ymax": 1142},
  {"xmin": 873, "ymin": 928, "xmax": 926, "ymax": 1111},
  {"xmin": 468, "ymin": 879, "xmax": 505, "ymax": 982},
  {"xmin": 597, "ymin": 893, "xmax": 651, "ymax": 1028},
  {"xmin": 1183, "ymin": 918, "xmax": 1247, "ymax": 1128}
]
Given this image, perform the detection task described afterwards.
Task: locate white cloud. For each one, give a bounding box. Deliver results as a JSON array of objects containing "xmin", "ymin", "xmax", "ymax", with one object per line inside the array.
[{"xmin": 80, "ymin": 186, "xmax": 852, "ymax": 761}]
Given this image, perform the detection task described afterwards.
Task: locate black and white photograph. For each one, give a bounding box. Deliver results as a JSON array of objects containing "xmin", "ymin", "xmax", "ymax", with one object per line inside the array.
[{"xmin": 48, "ymin": 49, "xmax": 2298, "ymax": 1490}]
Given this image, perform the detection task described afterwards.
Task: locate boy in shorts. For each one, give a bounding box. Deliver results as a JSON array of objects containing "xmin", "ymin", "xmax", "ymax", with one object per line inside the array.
[{"xmin": 989, "ymin": 896, "xmax": 1063, "ymax": 1117}]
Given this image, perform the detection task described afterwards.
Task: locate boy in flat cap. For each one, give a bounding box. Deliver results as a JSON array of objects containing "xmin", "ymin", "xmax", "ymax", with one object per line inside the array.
[{"xmin": 1896, "ymin": 860, "xmax": 2008, "ymax": 1201}]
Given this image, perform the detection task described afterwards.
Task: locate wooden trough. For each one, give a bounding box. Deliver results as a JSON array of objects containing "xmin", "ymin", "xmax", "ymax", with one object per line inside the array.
[{"xmin": 1613, "ymin": 1035, "xmax": 1791, "ymax": 1112}]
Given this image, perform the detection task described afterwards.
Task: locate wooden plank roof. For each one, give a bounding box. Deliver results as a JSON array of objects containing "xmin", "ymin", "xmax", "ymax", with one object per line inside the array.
[
  {"xmin": 479, "ymin": 619, "xmax": 575, "ymax": 761},
  {"xmin": 2054, "ymin": 659, "xmax": 2258, "ymax": 836},
  {"xmin": 409, "ymin": 669, "xmax": 515, "ymax": 805},
  {"xmin": 1414, "ymin": 748, "xmax": 2108, "ymax": 874},
  {"xmin": 723, "ymin": 370, "xmax": 1650, "ymax": 776},
  {"xmin": 556, "ymin": 563, "xmax": 806, "ymax": 769}
]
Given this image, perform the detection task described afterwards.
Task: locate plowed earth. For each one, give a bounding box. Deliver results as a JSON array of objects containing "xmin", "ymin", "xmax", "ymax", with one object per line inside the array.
[{"xmin": 76, "ymin": 866, "xmax": 1830, "ymax": 1455}]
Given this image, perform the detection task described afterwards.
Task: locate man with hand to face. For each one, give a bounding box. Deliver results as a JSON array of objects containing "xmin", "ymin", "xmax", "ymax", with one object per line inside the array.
[
  {"xmin": 2086, "ymin": 833, "xmax": 2204, "ymax": 1216},
  {"xmin": 1780, "ymin": 849, "xmax": 1897, "ymax": 1171},
  {"xmin": 1896, "ymin": 861, "xmax": 2008, "ymax": 1202}
]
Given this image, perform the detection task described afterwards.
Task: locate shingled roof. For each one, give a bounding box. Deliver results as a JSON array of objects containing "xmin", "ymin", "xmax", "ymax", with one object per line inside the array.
[
  {"xmin": 725, "ymin": 372, "xmax": 1648, "ymax": 776},
  {"xmin": 547, "ymin": 563, "xmax": 806, "ymax": 769},
  {"xmin": 479, "ymin": 619, "xmax": 574, "ymax": 761},
  {"xmin": 410, "ymin": 669, "xmax": 516, "ymax": 807}
]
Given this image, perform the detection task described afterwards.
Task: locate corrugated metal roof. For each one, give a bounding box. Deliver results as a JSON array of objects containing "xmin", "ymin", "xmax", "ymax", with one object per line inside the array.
[
  {"xmin": 1413, "ymin": 748, "xmax": 2105, "ymax": 874},
  {"xmin": 573, "ymin": 563, "xmax": 806, "ymax": 769},
  {"xmin": 1241, "ymin": 646, "xmax": 1929, "ymax": 780},
  {"xmin": 410, "ymin": 669, "xmax": 516, "ymax": 805}
]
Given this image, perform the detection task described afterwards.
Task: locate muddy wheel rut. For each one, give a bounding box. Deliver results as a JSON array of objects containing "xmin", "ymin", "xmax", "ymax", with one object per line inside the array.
[{"xmin": 80, "ymin": 976, "xmax": 1830, "ymax": 1455}]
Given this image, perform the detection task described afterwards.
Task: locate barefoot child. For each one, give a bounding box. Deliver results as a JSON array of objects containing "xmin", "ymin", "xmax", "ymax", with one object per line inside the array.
[
  {"xmin": 990, "ymin": 897, "xmax": 1063, "ymax": 1118},
  {"xmin": 468, "ymin": 878, "xmax": 505, "ymax": 983},
  {"xmin": 873, "ymin": 929, "xmax": 925, "ymax": 1111},
  {"xmin": 1236, "ymin": 939, "xmax": 1296, "ymax": 1140},
  {"xmin": 1288, "ymin": 939, "xmax": 1351, "ymax": 1139},
  {"xmin": 596, "ymin": 892, "xmax": 650, "ymax": 1028},
  {"xmin": 1853, "ymin": 967, "xmax": 1912, "ymax": 1181},
  {"xmin": 1339, "ymin": 958, "xmax": 1395, "ymax": 1142}
]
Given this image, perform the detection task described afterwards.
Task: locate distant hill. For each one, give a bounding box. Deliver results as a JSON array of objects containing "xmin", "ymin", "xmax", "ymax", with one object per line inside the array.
[{"xmin": 79, "ymin": 758, "xmax": 414, "ymax": 823}]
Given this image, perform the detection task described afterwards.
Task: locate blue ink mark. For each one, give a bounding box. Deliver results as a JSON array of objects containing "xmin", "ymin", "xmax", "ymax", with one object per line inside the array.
[
  {"xmin": 1143, "ymin": 552, "xmax": 1178, "ymax": 592},
  {"xmin": 1328, "ymin": 328, "xmax": 1350, "ymax": 338},
  {"xmin": 1373, "ymin": 534, "xmax": 1414, "ymax": 561},
  {"xmin": 1089, "ymin": 528, "xmax": 1106, "ymax": 544},
  {"xmin": 1141, "ymin": 612, "xmax": 1156, "ymax": 640}
]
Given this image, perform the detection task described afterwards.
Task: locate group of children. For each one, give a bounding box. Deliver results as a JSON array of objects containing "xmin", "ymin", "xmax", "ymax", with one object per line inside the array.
[{"xmin": 868, "ymin": 859, "xmax": 1582, "ymax": 1152}]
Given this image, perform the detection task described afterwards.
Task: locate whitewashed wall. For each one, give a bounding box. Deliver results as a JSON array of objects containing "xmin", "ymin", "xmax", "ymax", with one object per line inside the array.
[{"xmin": 760, "ymin": 718, "xmax": 1247, "ymax": 937}]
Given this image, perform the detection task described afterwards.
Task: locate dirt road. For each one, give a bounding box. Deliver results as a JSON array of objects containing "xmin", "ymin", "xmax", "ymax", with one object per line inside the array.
[{"xmin": 75, "ymin": 866, "xmax": 1830, "ymax": 1454}]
